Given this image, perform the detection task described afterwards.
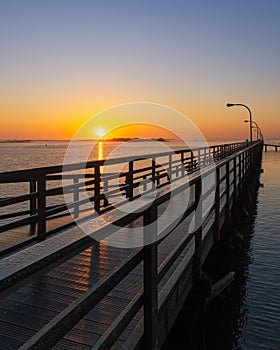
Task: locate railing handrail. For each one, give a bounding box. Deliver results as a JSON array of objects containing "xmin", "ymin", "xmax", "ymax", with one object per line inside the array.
[
  {"xmin": 0, "ymin": 141, "xmax": 246, "ymax": 182},
  {"xmin": 0, "ymin": 141, "xmax": 259, "ymax": 254}
]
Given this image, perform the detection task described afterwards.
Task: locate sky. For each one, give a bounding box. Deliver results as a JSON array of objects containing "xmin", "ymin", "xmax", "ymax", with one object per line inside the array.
[{"xmin": 1, "ymin": 0, "xmax": 280, "ymax": 140}]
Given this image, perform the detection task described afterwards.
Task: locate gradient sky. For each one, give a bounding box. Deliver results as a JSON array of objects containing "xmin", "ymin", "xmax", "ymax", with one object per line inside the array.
[{"xmin": 1, "ymin": 0, "xmax": 280, "ymax": 140}]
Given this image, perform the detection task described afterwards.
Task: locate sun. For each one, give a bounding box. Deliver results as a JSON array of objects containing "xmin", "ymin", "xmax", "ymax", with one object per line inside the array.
[{"xmin": 95, "ymin": 128, "xmax": 106, "ymax": 138}]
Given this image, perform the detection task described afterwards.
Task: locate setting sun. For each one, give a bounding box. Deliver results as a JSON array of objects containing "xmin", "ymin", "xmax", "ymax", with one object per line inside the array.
[{"xmin": 95, "ymin": 128, "xmax": 106, "ymax": 138}]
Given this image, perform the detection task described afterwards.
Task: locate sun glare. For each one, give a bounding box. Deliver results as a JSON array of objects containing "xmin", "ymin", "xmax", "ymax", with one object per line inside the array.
[{"xmin": 95, "ymin": 128, "xmax": 106, "ymax": 138}]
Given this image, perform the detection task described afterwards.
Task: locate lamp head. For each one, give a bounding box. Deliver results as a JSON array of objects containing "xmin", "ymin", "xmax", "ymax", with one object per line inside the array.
[{"xmin": 226, "ymin": 103, "xmax": 235, "ymax": 107}]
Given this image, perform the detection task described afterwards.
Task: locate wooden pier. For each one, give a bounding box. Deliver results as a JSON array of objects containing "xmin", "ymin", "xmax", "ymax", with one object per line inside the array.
[
  {"xmin": 0, "ymin": 141, "xmax": 263, "ymax": 350},
  {"xmin": 264, "ymin": 143, "xmax": 280, "ymax": 152}
]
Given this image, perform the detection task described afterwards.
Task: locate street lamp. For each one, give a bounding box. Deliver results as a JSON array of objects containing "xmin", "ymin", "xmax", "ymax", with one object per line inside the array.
[
  {"xmin": 244, "ymin": 120, "xmax": 263, "ymax": 140},
  {"xmin": 253, "ymin": 126, "xmax": 259, "ymax": 140},
  {"xmin": 226, "ymin": 103, "xmax": 253, "ymax": 143}
]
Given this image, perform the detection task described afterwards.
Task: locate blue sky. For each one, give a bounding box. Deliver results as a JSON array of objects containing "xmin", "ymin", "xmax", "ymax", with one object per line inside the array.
[{"xmin": 1, "ymin": 0, "xmax": 280, "ymax": 139}]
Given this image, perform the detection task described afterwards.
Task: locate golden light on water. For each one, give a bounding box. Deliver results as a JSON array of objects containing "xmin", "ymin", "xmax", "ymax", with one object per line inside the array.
[
  {"xmin": 98, "ymin": 141, "xmax": 104, "ymax": 174},
  {"xmin": 98, "ymin": 141, "xmax": 104, "ymax": 160}
]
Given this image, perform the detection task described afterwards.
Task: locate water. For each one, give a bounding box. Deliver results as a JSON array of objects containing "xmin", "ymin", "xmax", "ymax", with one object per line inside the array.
[
  {"xmin": 163, "ymin": 149, "xmax": 280, "ymax": 350},
  {"xmin": 0, "ymin": 140, "xmax": 279, "ymax": 349},
  {"xmin": 235, "ymin": 151, "xmax": 280, "ymax": 350},
  {"xmin": 0, "ymin": 140, "xmax": 189, "ymax": 172}
]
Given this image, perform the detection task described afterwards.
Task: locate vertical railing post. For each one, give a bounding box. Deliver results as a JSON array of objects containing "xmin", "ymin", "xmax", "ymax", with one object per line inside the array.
[
  {"xmin": 238, "ymin": 153, "xmax": 242, "ymax": 193},
  {"xmin": 238, "ymin": 153, "xmax": 242, "ymax": 190},
  {"xmin": 233, "ymin": 157, "xmax": 237, "ymax": 204},
  {"xmin": 29, "ymin": 180, "xmax": 37, "ymax": 234},
  {"xmin": 37, "ymin": 176, "xmax": 46, "ymax": 241},
  {"xmin": 143, "ymin": 206, "xmax": 158, "ymax": 350},
  {"xmin": 242, "ymin": 152, "xmax": 245, "ymax": 186},
  {"xmin": 212, "ymin": 146, "xmax": 216, "ymax": 161},
  {"xmin": 193, "ymin": 178, "xmax": 202, "ymax": 280},
  {"xmin": 245, "ymin": 150, "xmax": 248, "ymax": 178},
  {"xmin": 190, "ymin": 150, "xmax": 194, "ymax": 172},
  {"xmin": 156, "ymin": 171, "xmax": 160, "ymax": 185},
  {"xmin": 125, "ymin": 160, "xmax": 134, "ymax": 200},
  {"xmin": 143, "ymin": 175, "xmax": 147, "ymax": 190},
  {"xmin": 168, "ymin": 154, "xmax": 172, "ymax": 181},
  {"xmin": 152, "ymin": 158, "xmax": 156, "ymax": 188},
  {"xmin": 225, "ymin": 161, "xmax": 230, "ymax": 218},
  {"xmin": 103, "ymin": 178, "xmax": 109, "ymax": 207},
  {"xmin": 73, "ymin": 175, "xmax": 79, "ymax": 219},
  {"xmin": 214, "ymin": 167, "xmax": 220, "ymax": 242},
  {"xmin": 197, "ymin": 150, "xmax": 201, "ymax": 169},
  {"xmin": 181, "ymin": 151, "xmax": 185, "ymax": 177},
  {"xmin": 94, "ymin": 165, "xmax": 101, "ymax": 211}
]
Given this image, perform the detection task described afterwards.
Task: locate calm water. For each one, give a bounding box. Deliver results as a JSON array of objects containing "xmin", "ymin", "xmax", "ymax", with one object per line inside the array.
[
  {"xmin": 164, "ymin": 149, "xmax": 280, "ymax": 350},
  {"xmin": 235, "ymin": 151, "xmax": 280, "ymax": 350},
  {"xmin": 0, "ymin": 140, "xmax": 190, "ymax": 172},
  {"xmin": 0, "ymin": 140, "xmax": 279, "ymax": 349}
]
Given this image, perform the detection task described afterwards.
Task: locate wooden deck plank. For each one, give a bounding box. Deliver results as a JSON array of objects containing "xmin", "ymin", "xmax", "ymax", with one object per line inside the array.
[
  {"xmin": 0, "ymin": 215, "xmax": 192, "ymax": 349},
  {"xmin": 0, "ymin": 335, "xmax": 23, "ymax": 350},
  {"xmin": 52, "ymin": 338, "xmax": 92, "ymax": 350},
  {"xmin": 0, "ymin": 320, "xmax": 35, "ymax": 343},
  {"xmin": 0, "ymin": 219, "xmax": 196, "ymax": 350}
]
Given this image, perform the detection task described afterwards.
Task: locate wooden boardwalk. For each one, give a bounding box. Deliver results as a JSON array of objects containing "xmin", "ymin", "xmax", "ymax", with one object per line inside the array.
[
  {"xmin": 0, "ymin": 181, "xmax": 199, "ymax": 349},
  {"xmin": 0, "ymin": 141, "xmax": 263, "ymax": 349},
  {"xmin": 264, "ymin": 143, "xmax": 280, "ymax": 152},
  {"xmin": 0, "ymin": 217, "xmax": 194, "ymax": 349}
]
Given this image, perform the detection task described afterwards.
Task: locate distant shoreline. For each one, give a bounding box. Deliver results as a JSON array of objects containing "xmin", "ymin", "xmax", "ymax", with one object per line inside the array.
[
  {"xmin": 0, "ymin": 140, "xmax": 32, "ymax": 143},
  {"xmin": 1, "ymin": 138, "xmax": 279, "ymax": 144},
  {"xmin": 0, "ymin": 137, "xmax": 171, "ymax": 143}
]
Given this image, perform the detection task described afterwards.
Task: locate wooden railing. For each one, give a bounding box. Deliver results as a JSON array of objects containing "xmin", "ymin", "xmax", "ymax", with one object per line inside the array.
[
  {"xmin": 0, "ymin": 142, "xmax": 248, "ymax": 254},
  {"xmin": 0, "ymin": 141, "xmax": 263, "ymax": 349},
  {"xmin": 264, "ymin": 143, "xmax": 280, "ymax": 152}
]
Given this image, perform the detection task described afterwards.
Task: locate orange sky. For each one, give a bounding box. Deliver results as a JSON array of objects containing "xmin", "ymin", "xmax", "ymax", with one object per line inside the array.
[
  {"xmin": 1, "ymin": 2, "xmax": 279, "ymax": 141},
  {"xmin": 1, "ymin": 99, "xmax": 276, "ymax": 141}
]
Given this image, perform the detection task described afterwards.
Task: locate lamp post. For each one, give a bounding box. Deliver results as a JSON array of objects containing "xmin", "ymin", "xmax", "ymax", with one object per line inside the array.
[
  {"xmin": 253, "ymin": 126, "xmax": 259, "ymax": 140},
  {"xmin": 244, "ymin": 120, "xmax": 263, "ymax": 140},
  {"xmin": 226, "ymin": 103, "xmax": 253, "ymax": 143}
]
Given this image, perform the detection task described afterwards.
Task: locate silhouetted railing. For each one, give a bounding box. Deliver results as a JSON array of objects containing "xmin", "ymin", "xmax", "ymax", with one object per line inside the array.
[
  {"xmin": 0, "ymin": 142, "xmax": 248, "ymax": 254},
  {"xmin": 0, "ymin": 141, "xmax": 263, "ymax": 349},
  {"xmin": 264, "ymin": 143, "xmax": 280, "ymax": 152}
]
